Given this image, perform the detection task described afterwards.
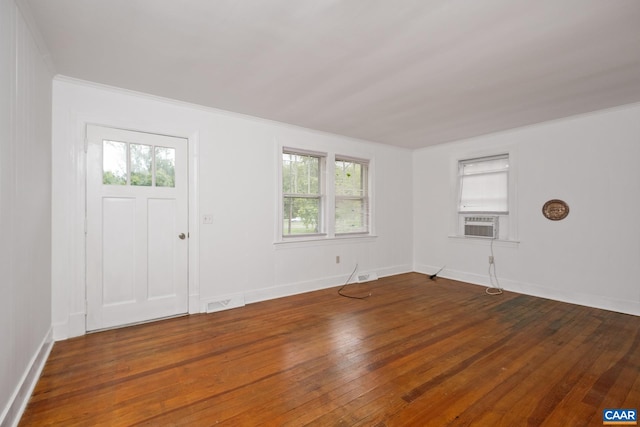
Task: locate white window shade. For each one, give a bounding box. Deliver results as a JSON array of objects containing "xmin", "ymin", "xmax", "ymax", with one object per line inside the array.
[
  {"xmin": 461, "ymin": 157, "xmax": 509, "ymax": 175},
  {"xmin": 459, "ymin": 155, "xmax": 509, "ymax": 213}
]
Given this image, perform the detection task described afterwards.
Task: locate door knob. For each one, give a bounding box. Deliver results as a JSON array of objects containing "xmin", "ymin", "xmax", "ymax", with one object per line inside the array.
[{"xmin": 178, "ymin": 233, "xmax": 186, "ymax": 240}]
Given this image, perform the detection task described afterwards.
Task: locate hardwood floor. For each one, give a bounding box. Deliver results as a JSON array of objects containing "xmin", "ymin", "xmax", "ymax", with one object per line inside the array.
[{"xmin": 21, "ymin": 273, "xmax": 640, "ymax": 426}]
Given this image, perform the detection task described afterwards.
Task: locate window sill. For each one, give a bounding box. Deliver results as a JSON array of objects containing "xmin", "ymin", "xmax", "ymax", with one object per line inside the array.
[
  {"xmin": 274, "ymin": 234, "xmax": 377, "ymax": 249},
  {"xmin": 447, "ymin": 235, "xmax": 520, "ymax": 248}
]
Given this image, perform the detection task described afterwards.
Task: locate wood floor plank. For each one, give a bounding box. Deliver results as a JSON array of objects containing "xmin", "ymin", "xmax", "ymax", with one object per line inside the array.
[
  {"xmin": 19, "ymin": 273, "xmax": 640, "ymax": 426},
  {"xmin": 386, "ymin": 302, "xmax": 586, "ymax": 425}
]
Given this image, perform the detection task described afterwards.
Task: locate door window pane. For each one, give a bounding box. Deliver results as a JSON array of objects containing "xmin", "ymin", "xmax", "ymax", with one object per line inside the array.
[
  {"xmin": 103, "ymin": 140, "xmax": 127, "ymax": 185},
  {"xmin": 130, "ymin": 144, "xmax": 152, "ymax": 186},
  {"xmin": 155, "ymin": 147, "xmax": 175, "ymax": 187}
]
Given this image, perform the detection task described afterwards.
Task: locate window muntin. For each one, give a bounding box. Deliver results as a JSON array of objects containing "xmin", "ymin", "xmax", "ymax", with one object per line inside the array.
[
  {"xmin": 335, "ymin": 158, "xmax": 369, "ymax": 234},
  {"xmin": 282, "ymin": 151, "xmax": 324, "ymax": 236},
  {"xmin": 459, "ymin": 155, "xmax": 509, "ymax": 214}
]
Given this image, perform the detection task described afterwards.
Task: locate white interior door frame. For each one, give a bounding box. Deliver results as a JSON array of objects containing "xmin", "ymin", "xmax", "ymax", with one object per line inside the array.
[{"xmin": 52, "ymin": 113, "xmax": 200, "ymax": 339}]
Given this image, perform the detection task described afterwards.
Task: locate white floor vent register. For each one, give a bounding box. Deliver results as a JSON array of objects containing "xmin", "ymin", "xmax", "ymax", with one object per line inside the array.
[
  {"xmin": 357, "ymin": 272, "xmax": 379, "ymax": 283},
  {"xmin": 205, "ymin": 294, "xmax": 246, "ymax": 313}
]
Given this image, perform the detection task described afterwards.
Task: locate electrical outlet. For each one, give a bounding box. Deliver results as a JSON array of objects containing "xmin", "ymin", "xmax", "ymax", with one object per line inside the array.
[
  {"xmin": 202, "ymin": 214, "xmax": 213, "ymax": 224},
  {"xmin": 489, "ymin": 256, "xmax": 494, "ymax": 264},
  {"xmin": 336, "ymin": 256, "xmax": 340, "ymax": 264}
]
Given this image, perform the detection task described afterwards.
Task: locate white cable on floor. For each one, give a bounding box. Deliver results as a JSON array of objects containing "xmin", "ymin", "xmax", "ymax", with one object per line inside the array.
[{"xmin": 486, "ymin": 237, "xmax": 503, "ymax": 296}]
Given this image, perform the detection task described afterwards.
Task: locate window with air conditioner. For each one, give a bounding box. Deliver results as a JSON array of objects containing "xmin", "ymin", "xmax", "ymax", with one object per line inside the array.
[{"xmin": 457, "ymin": 154, "xmax": 511, "ymax": 240}]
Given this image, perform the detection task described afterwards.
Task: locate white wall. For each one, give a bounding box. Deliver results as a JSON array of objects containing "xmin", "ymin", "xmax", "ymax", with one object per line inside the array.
[
  {"xmin": 0, "ymin": 0, "xmax": 53, "ymax": 425},
  {"xmin": 51, "ymin": 78, "xmax": 414, "ymax": 339},
  {"xmin": 414, "ymin": 103, "xmax": 640, "ymax": 315}
]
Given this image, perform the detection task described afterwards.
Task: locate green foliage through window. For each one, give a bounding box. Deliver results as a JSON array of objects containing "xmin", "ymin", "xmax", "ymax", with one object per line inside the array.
[
  {"xmin": 102, "ymin": 140, "xmax": 175, "ymax": 188},
  {"xmin": 155, "ymin": 147, "xmax": 175, "ymax": 187},
  {"xmin": 282, "ymin": 152, "xmax": 321, "ymax": 235},
  {"xmin": 102, "ymin": 141, "xmax": 127, "ymax": 185},
  {"xmin": 130, "ymin": 144, "xmax": 152, "ymax": 186},
  {"xmin": 335, "ymin": 159, "xmax": 368, "ymax": 234},
  {"xmin": 281, "ymin": 150, "xmax": 370, "ymax": 237}
]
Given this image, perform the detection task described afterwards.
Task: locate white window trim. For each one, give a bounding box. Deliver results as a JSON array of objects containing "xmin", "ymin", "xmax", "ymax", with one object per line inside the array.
[
  {"xmin": 276, "ymin": 144, "xmax": 375, "ymax": 244},
  {"xmin": 449, "ymin": 147, "xmax": 518, "ymax": 243}
]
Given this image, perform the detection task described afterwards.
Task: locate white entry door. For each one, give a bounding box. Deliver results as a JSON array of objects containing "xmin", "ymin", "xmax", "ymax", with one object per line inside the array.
[{"xmin": 86, "ymin": 125, "xmax": 188, "ymax": 331}]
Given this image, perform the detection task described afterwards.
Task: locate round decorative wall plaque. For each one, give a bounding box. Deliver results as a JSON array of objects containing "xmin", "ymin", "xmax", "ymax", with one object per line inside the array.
[{"xmin": 542, "ymin": 199, "xmax": 569, "ymax": 221}]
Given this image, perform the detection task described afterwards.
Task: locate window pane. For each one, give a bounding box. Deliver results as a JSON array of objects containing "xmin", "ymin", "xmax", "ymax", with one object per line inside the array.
[
  {"xmin": 335, "ymin": 160, "xmax": 365, "ymax": 196},
  {"xmin": 283, "ymin": 197, "xmax": 320, "ymax": 235},
  {"xmin": 155, "ymin": 147, "xmax": 175, "ymax": 187},
  {"xmin": 130, "ymin": 144, "xmax": 152, "ymax": 186},
  {"xmin": 460, "ymin": 171, "xmax": 508, "ymax": 212},
  {"xmin": 103, "ymin": 140, "xmax": 127, "ymax": 185},
  {"xmin": 335, "ymin": 198, "xmax": 367, "ymax": 233},
  {"xmin": 283, "ymin": 153, "xmax": 319, "ymax": 195}
]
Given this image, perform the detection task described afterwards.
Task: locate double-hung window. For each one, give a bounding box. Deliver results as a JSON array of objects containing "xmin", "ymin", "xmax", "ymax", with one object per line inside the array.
[
  {"xmin": 335, "ymin": 157, "xmax": 369, "ymax": 234},
  {"xmin": 281, "ymin": 148, "xmax": 371, "ymax": 239},
  {"xmin": 458, "ymin": 154, "xmax": 509, "ymax": 239},
  {"xmin": 282, "ymin": 149, "xmax": 324, "ymax": 236}
]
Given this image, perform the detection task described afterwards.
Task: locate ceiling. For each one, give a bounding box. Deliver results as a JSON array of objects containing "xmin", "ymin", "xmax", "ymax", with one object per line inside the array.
[{"xmin": 26, "ymin": 0, "xmax": 640, "ymax": 149}]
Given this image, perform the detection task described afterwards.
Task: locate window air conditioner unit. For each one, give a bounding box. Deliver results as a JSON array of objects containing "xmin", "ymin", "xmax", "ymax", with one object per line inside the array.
[{"xmin": 464, "ymin": 216, "xmax": 498, "ymax": 238}]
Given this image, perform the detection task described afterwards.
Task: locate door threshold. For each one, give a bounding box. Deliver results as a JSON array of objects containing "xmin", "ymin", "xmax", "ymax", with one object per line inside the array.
[{"xmin": 87, "ymin": 313, "xmax": 189, "ymax": 334}]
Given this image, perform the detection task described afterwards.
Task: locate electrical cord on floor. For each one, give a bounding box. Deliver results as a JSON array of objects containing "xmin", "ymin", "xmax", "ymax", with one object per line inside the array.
[
  {"xmin": 429, "ymin": 265, "xmax": 446, "ymax": 280},
  {"xmin": 338, "ymin": 263, "xmax": 372, "ymax": 300},
  {"xmin": 486, "ymin": 237, "xmax": 503, "ymax": 296}
]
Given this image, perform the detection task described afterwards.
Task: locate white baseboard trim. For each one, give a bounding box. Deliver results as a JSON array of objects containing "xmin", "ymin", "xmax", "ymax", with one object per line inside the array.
[
  {"xmin": 52, "ymin": 320, "xmax": 67, "ymax": 342},
  {"xmin": 505, "ymin": 279, "xmax": 640, "ymax": 317},
  {"xmin": 244, "ymin": 274, "xmax": 348, "ymax": 304},
  {"xmin": 189, "ymin": 295, "xmax": 200, "ymax": 314},
  {"xmin": 376, "ymin": 264, "xmax": 413, "ymax": 280},
  {"xmin": 52, "ymin": 312, "xmax": 86, "ymax": 341},
  {"xmin": 244, "ymin": 264, "xmax": 412, "ymax": 305},
  {"xmin": 0, "ymin": 327, "xmax": 53, "ymax": 427},
  {"xmin": 414, "ymin": 263, "xmax": 640, "ymax": 316},
  {"xmin": 414, "ymin": 263, "xmax": 500, "ymax": 288}
]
